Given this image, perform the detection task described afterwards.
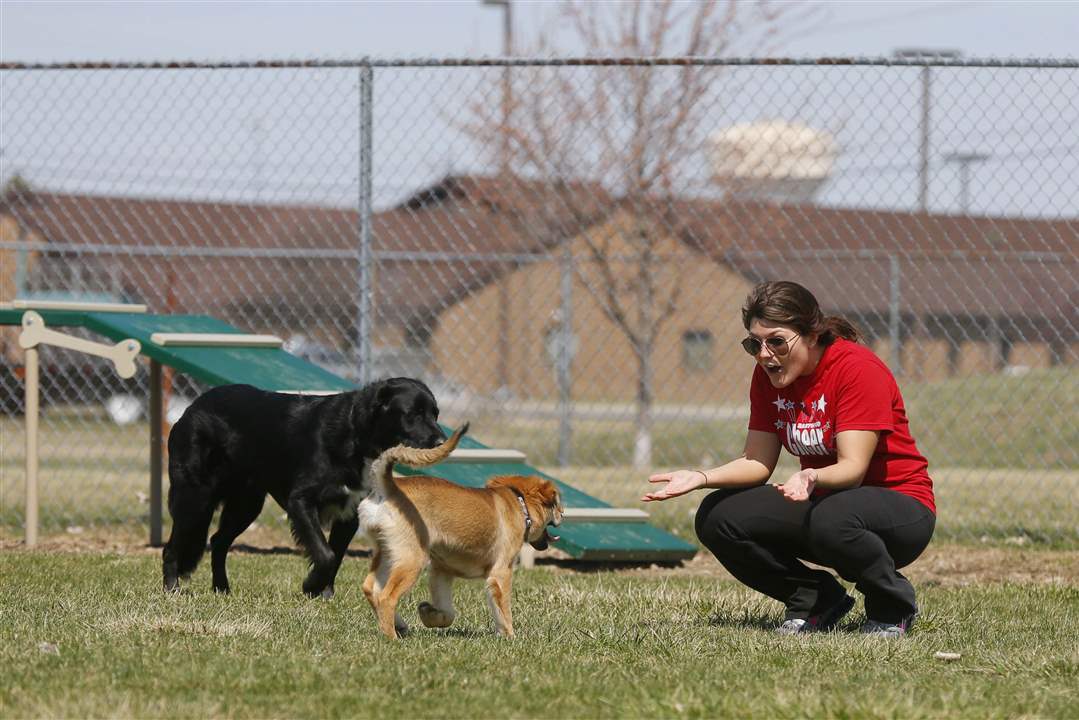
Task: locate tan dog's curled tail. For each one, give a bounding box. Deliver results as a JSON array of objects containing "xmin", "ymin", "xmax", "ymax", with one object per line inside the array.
[{"xmin": 369, "ymin": 423, "xmax": 469, "ymax": 498}]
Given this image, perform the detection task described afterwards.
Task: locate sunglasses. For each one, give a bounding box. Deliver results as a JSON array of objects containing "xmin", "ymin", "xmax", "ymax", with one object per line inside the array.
[{"xmin": 741, "ymin": 334, "xmax": 799, "ymax": 356}]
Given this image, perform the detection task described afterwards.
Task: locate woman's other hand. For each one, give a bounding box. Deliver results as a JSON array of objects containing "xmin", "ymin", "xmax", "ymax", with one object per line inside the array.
[
  {"xmin": 776, "ymin": 468, "xmax": 817, "ymax": 502},
  {"xmin": 642, "ymin": 469, "xmax": 706, "ymax": 502}
]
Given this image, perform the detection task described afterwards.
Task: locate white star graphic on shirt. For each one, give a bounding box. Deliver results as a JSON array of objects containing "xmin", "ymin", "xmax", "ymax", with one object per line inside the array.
[
  {"xmin": 815, "ymin": 395, "xmax": 827, "ymax": 413},
  {"xmin": 775, "ymin": 419, "xmax": 785, "ymax": 429},
  {"xmin": 773, "ymin": 396, "xmax": 787, "ymax": 412}
]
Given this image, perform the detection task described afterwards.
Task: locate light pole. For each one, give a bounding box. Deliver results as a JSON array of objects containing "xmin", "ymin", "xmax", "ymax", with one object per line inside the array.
[
  {"xmin": 482, "ymin": 0, "xmax": 513, "ymax": 173},
  {"xmin": 481, "ymin": 0, "xmax": 515, "ymax": 394},
  {"xmin": 945, "ymin": 151, "xmax": 990, "ymax": 214},
  {"xmin": 893, "ymin": 48, "xmax": 961, "ymax": 212}
]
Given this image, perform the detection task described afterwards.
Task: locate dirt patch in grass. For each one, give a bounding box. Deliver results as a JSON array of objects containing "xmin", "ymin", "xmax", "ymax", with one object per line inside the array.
[
  {"xmin": 4, "ymin": 526, "xmax": 1074, "ymax": 587},
  {"xmin": 903, "ymin": 544, "xmax": 1079, "ymax": 586},
  {"xmin": 546, "ymin": 544, "xmax": 1079, "ymax": 587},
  {"xmin": 2, "ymin": 527, "xmax": 1076, "ymax": 587}
]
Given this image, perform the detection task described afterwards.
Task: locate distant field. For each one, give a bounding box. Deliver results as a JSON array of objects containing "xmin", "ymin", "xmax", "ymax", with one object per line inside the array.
[
  {"xmin": 1, "ymin": 367, "xmax": 1076, "ymax": 544},
  {"xmin": 446, "ymin": 367, "xmax": 1079, "ymax": 470}
]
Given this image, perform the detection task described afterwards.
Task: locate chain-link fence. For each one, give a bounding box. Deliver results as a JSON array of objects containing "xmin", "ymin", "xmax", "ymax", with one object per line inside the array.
[{"xmin": 1, "ymin": 57, "xmax": 1076, "ymax": 545}]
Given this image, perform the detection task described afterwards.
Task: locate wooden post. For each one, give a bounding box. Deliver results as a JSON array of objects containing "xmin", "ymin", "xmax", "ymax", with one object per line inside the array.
[
  {"xmin": 149, "ymin": 359, "xmax": 164, "ymax": 547},
  {"xmin": 24, "ymin": 344, "xmax": 39, "ymax": 547}
]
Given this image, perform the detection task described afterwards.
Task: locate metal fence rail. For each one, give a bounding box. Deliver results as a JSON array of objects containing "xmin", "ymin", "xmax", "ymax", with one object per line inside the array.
[{"xmin": 1, "ymin": 57, "xmax": 1076, "ymax": 543}]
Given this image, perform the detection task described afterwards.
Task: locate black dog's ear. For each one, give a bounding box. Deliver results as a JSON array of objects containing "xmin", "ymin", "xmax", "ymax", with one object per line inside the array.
[
  {"xmin": 373, "ymin": 382, "xmax": 398, "ymax": 413},
  {"xmin": 349, "ymin": 389, "xmax": 375, "ymax": 432}
]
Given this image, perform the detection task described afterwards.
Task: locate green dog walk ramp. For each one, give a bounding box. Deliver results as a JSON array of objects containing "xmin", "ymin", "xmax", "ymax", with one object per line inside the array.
[
  {"xmin": 2, "ymin": 302, "xmax": 697, "ymax": 563},
  {"xmin": 396, "ymin": 444, "xmax": 697, "ymax": 562},
  {"xmin": 0, "ymin": 306, "xmax": 355, "ymax": 392}
]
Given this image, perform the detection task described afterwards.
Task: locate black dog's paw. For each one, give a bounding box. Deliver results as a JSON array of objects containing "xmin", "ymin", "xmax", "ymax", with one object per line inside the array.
[
  {"xmin": 302, "ymin": 574, "xmax": 331, "ymax": 599},
  {"xmin": 302, "ymin": 553, "xmax": 338, "ymax": 598},
  {"xmin": 213, "ymin": 584, "xmax": 231, "ymax": 595}
]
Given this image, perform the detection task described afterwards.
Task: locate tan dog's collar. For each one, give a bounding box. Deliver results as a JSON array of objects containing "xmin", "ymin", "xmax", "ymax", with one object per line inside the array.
[{"xmin": 508, "ymin": 487, "xmax": 532, "ymax": 544}]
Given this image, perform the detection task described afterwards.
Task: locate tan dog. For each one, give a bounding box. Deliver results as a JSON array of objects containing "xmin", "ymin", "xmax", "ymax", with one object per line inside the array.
[{"xmin": 358, "ymin": 424, "xmax": 562, "ymax": 639}]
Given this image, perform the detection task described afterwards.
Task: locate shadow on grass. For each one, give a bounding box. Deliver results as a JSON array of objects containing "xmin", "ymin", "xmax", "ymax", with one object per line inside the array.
[
  {"xmin": 707, "ymin": 612, "xmax": 868, "ymax": 634},
  {"xmin": 534, "ymin": 557, "xmax": 686, "ymax": 573},
  {"xmin": 226, "ymin": 545, "xmax": 687, "ymax": 572},
  {"xmin": 707, "ymin": 612, "xmax": 777, "ymax": 631},
  {"xmin": 416, "ymin": 627, "xmax": 490, "ymax": 639},
  {"xmin": 228, "ymin": 543, "xmax": 372, "ymax": 558}
]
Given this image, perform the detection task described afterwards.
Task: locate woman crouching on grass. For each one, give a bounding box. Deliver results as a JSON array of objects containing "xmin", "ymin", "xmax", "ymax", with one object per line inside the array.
[{"xmin": 643, "ymin": 280, "xmax": 935, "ymax": 638}]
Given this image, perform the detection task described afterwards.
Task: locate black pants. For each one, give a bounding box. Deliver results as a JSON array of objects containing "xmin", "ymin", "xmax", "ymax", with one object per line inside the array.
[{"xmin": 695, "ymin": 485, "xmax": 935, "ymax": 623}]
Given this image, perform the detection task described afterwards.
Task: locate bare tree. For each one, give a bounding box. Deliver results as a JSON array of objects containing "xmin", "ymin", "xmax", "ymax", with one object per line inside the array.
[{"xmin": 468, "ymin": 0, "xmax": 821, "ymax": 468}]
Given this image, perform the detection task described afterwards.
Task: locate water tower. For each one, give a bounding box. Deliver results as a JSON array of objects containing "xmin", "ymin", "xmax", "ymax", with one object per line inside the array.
[{"xmin": 708, "ymin": 121, "xmax": 838, "ymax": 203}]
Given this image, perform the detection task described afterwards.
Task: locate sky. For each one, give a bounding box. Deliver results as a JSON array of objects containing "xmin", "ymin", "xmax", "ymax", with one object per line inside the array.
[
  {"xmin": 2, "ymin": 1, "xmax": 1078, "ymax": 62},
  {"xmin": 1, "ymin": 1, "xmax": 1077, "ymax": 216}
]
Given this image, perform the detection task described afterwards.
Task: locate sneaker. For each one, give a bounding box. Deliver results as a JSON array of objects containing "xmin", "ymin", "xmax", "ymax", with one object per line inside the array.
[
  {"xmin": 861, "ymin": 613, "xmax": 917, "ymax": 638},
  {"xmin": 776, "ymin": 594, "xmax": 855, "ymax": 635},
  {"xmin": 775, "ymin": 618, "xmax": 808, "ymax": 635}
]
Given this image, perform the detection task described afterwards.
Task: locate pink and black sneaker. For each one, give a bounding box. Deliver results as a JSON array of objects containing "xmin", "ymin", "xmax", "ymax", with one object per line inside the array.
[
  {"xmin": 776, "ymin": 594, "xmax": 856, "ymax": 635},
  {"xmin": 861, "ymin": 612, "xmax": 917, "ymax": 638}
]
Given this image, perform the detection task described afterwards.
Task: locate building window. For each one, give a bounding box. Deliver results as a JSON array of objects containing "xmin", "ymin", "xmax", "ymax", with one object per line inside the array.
[{"xmin": 682, "ymin": 329, "xmax": 714, "ymax": 372}]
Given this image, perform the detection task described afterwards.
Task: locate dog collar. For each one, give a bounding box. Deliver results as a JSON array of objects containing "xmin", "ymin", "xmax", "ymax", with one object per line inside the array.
[{"xmin": 508, "ymin": 487, "xmax": 532, "ymax": 544}]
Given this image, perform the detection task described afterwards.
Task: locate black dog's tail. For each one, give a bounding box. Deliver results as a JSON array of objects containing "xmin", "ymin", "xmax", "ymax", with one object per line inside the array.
[
  {"xmin": 369, "ymin": 423, "xmax": 469, "ymax": 499},
  {"xmin": 162, "ymin": 418, "xmax": 221, "ymax": 591},
  {"xmin": 162, "ymin": 484, "xmax": 217, "ymax": 588}
]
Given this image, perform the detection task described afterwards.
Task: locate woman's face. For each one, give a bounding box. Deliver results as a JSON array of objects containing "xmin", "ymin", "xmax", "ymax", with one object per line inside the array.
[{"xmin": 746, "ymin": 318, "xmax": 818, "ymax": 389}]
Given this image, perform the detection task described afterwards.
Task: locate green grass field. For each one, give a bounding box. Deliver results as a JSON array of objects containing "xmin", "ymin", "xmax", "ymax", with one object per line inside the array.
[{"xmin": 1, "ymin": 548, "xmax": 1076, "ymax": 719}]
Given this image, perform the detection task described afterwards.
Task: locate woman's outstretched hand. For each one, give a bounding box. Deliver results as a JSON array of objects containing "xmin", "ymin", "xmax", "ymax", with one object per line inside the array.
[
  {"xmin": 775, "ymin": 468, "xmax": 817, "ymax": 502},
  {"xmin": 642, "ymin": 469, "xmax": 706, "ymax": 502}
]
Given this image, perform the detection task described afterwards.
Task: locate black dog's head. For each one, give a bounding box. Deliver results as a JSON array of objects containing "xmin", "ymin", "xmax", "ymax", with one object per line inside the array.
[{"xmin": 358, "ymin": 377, "xmax": 446, "ymax": 456}]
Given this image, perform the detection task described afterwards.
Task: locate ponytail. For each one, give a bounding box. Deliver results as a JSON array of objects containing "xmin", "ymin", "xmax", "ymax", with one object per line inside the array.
[{"xmin": 819, "ymin": 315, "xmax": 862, "ymax": 346}]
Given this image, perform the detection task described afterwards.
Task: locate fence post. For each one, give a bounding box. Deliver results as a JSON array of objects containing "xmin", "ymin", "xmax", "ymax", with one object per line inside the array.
[
  {"xmin": 557, "ymin": 244, "xmax": 574, "ymax": 467},
  {"xmin": 889, "ymin": 253, "xmax": 902, "ymax": 375},
  {"xmin": 357, "ymin": 61, "xmax": 374, "ymax": 386}
]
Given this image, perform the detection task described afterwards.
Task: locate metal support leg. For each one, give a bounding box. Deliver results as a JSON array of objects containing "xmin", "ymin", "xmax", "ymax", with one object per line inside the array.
[
  {"xmin": 149, "ymin": 359, "xmax": 163, "ymax": 547},
  {"xmin": 24, "ymin": 345, "xmax": 39, "ymax": 547}
]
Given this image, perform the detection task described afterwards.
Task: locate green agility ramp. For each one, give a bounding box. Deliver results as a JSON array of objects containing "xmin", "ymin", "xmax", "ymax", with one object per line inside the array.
[
  {"xmin": 0, "ymin": 306, "xmax": 355, "ymax": 392},
  {"xmin": 397, "ymin": 454, "xmax": 696, "ymax": 562},
  {"xmin": 2, "ymin": 301, "xmax": 697, "ymax": 562}
]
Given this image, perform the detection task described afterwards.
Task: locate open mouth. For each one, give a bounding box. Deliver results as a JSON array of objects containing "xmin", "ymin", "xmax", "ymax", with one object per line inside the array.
[
  {"xmin": 763, "ymin": 361, "xmax": 783, "ymax": 376},
  {"xmin": 529, "ymin": 525, "xmax": 561, "ymax": 551}
]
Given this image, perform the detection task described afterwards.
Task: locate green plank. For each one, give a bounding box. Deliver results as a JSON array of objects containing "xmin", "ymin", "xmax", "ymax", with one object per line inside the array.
[
  {"xmin": 0, "ymin": 307, "xmax": 98, "ymax": 327},
  {"xmin": 554, "ymin": 522, "xmax": 698, "ymax": 561},
  {"xmin": 83, "ymin": 313, "xmax": 356, "ymax": 392},
  {"xmin": 397, "ymin": 461, "xmax": 606, "ymax": 509},
  {"xmin": 1, "ymin": 309, "xmax": 354, "ymax": 392}
]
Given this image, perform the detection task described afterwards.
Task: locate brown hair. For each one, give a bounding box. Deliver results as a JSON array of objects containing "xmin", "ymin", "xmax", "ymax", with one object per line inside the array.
[{"xmin": 741, "ymin": 280, "xmax": 861, "ymax": 346}]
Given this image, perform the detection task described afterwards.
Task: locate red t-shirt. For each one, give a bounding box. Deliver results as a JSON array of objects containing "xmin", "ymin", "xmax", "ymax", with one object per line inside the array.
[{"xmin": 748, "ymin": 338, "xmax": 935, "ymax": 513}]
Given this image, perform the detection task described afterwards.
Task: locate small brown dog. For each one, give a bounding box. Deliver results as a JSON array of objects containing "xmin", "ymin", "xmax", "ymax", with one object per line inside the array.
[{"xmin": 358, "ymin": 424, "xmax": 562, "ymax": 639}]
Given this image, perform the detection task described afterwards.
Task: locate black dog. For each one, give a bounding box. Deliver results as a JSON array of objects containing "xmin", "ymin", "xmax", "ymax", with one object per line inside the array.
[{"xmin": 162, "ymin": 378, "xmax": 445, "ymax": 597}]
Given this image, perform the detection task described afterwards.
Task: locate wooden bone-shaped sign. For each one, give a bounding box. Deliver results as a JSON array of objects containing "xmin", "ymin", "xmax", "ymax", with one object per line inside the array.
[{"xmin": 18, "ymin": 311, "xmax": 141, "ymax": 379}]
